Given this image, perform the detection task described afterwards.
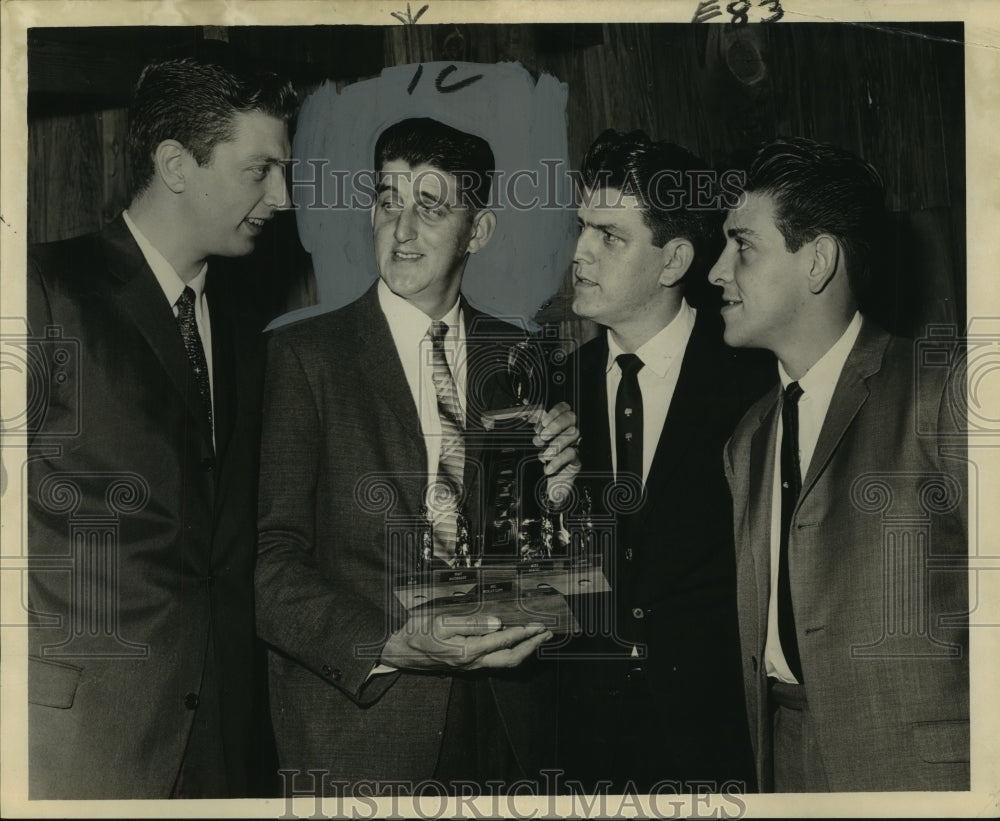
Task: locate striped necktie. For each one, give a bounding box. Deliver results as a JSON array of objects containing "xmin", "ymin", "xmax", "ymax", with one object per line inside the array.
[{"xmin": 427, "ymin": 321, "xmax": 467, "ymax": 565}]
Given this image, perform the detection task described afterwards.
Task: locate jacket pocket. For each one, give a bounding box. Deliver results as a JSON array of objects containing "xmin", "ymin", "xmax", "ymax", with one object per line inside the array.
[
  {"xmin": 911, "ymin": 719, "xmax": 969, "ymax": 763},
  {"xmin": 28, "ymin": 657, "xmax": 82, "ymax": 709}
]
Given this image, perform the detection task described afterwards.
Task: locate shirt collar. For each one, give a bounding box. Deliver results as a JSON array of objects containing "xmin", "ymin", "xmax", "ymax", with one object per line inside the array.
[
  {"xmin": 377, "ymin": 279, "xmax": 462, "ymax": 344},
  {"xmin": 123, "ymin": 209, "xmax": 208, "ymax": 306},
  {"xmin": 778, "ymin": 311, "xmax": 863, "ymax": 398},
  {"xmin": 606, "ymin": 299, "xmax": 696, "ymax": 377}
]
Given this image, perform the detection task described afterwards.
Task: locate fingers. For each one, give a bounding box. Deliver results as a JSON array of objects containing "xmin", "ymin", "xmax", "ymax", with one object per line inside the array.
[
  {"xmin": 532, "ymin": 401, "xmax": 575, "ymax": 447},
  {"xmin": 467, "ymin": 624, "xmax": 552, "ymax": 670},
  {"xmin": 540, "ymin": 424, "xmax": 581, "ymax": 475},
  {"xmin": 434, "ymin": 613, "xmax": 503, "ymax": 639}
]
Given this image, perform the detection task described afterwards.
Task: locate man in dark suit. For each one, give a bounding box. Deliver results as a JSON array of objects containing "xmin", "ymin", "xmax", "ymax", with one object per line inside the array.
[
  {"xmin": 554, "ymin": 130, "xmax": 767, "ymax": 793},
  {"xmin": 26, "ymin": 57, "xmax": 296, "ymax": 798},
  {"xmin": 712, "ymin": 137, "xmax": 968, "ymax": 791},
  {"xmin": 255, "ymin": 117, "xmax": 580, "ymax": 792}
]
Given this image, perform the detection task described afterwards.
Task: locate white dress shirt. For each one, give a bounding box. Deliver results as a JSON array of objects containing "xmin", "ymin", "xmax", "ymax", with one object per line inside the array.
[
  {"xmin": 122, "ymin": 210, "xmax": 214, "ymax": 412},
  {"xmin": 765, "ymin": 311, "xmax": 863, "ymax": 682},
  {"xmin": 606, "ymin": 299, "xmax": 696, "ymax": 485},
  {"xmin": 377, "ymin": 279, "xmax": 467, "ymax": 489}
]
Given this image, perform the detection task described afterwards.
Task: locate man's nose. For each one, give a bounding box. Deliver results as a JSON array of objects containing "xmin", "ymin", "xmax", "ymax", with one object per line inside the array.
[
  {"xmin": 393, "ymin": 206, "xmax": 418, "ymax": 243},
  {"xmin": 573, "ymin": 229, "xmax": 594, "ymax": 265},
  {"xmin": 709, "ymin": 249, "xmax": 733, "ymax": 285},
  {"xmin": 264, "ymin": 165, "xmax": 291, "ymax": 211}
]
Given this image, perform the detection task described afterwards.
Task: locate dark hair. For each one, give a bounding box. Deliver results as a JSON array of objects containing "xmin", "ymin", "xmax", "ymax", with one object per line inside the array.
[
  {"xmin": 744, "ymin": 137, "xmax": 886, "ymax": 302},
  {"xmin": 374, "ymin": 117, "xmax": 495, "ymax": 209},
  {"xmin": 580, "ymin": 129, "xmax": 721, "ymax": 284},
  {"xmin": 127, "ymin": 57, "xmax": 297, "ymax": 197}
]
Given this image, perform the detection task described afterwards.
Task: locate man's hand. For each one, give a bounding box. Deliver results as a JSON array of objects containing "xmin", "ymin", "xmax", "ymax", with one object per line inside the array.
[
  {"xmin": 531, "ymin": 401, "xmax": 582, "ymax": 507},
  {"xmin": 380, "ymin": 613, "xmax": 552, "ymax": 671}
]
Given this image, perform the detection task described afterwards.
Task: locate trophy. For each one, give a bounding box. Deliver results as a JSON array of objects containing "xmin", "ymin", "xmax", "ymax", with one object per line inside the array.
[{"xmin": 480, "ymin": 338, "xmax": 556, "ymax": 562}]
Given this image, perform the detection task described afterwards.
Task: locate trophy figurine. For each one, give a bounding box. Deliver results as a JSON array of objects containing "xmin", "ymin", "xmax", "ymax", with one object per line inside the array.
[{"xmin": 480, "ymin": 337, "xmax": 553, "ymax": 562}]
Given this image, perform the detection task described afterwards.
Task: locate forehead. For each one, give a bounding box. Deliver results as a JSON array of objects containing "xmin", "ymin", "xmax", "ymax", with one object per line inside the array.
[
  {"xmin": 220, "ymin": 110, "xmax": 290, "ymax": 158},
  {"xmin": 379, "ymin": 160, "xmax": 460, "ymax": 199},
  {"xmin": 723, "ymin": 190, "xmax": 781, "ymax": 235},
  {"xmin": 578, "ymin": 186, "xmax": 649, "ymax": 226}
]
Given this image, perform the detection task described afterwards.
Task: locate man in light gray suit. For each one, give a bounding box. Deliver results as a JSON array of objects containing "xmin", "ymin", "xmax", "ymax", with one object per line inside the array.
[
  {"xmin": 711, "ymin": 137, "xmax": 968, "ymax": 792},
  {"xmin": 255, "ymin": 117, "xmax": 579, "ymax": 792}
]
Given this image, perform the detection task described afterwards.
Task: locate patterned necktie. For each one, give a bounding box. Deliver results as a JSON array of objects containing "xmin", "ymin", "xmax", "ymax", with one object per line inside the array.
[
  {"xmin": 778, "ymin": 381, "xmax": 804, "ymax": 682},
  {"xmin": 615, "ymin": 353, "xmax": 644, "ymax": 484},
  {"xmin": 175, "ymin": 286, "xmax": 213, "ymax": 437},
  {"xmin": 427, "ymin": 321, "xmax": 466, "ymax": 564}
]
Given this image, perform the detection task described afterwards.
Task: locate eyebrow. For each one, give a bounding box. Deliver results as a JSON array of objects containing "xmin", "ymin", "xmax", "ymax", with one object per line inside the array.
[
  {"xmin": 578, "ymin": 217, "xmax": 629, "ymax": 237},
  {"xmin": 245, "ymin": 154, "xmax": 288, "ymax": 165},
  {"xmin": 725, "ymin": 226, "xmax": 761, "ymax": 240}
]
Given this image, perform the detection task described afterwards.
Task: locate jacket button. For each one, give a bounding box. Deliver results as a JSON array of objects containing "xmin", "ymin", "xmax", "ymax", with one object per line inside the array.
[
  {"xmin": 631, "ymin": 607, "xmax": 644, "ymax": 619},
  {"xmin": 330, "ymin": 668, "xmax": 342, "ymax": 682},
  {"xmin": 184, "ymin": 692, "xmax": 199, "ymax": 710},
  {"xmin": 201, "ymin": 457, "xmax": 214, "ymax": 472},
  {"xmin": 751, "ymin": 655, "xmax": 759, "ymax": 672}
]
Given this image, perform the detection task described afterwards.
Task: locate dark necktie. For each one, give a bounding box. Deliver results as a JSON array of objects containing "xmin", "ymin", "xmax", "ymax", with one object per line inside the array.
[
  {"xmin": 615, "ymin": 353, "xmax": 645, "ymax": 485},
  {"xmin": 175, "ymin": 286, "xmax": 213, "ymax": 437},
  {"xmin": 778, "ymin": 381, "xmax": 804, "ymax": 683},
  {"xmin": 428, "ymin": 321, "xmax": 467, "ymax": 565}
]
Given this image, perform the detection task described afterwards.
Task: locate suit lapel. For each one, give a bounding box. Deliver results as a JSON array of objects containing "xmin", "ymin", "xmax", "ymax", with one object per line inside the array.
[
  {"xmin": 103, "ymin": 219, "xmax": 209, "ymax": 443},
  {"xmin": 636, "ymin": 313, "xmax": 715, "ymax": 533},
  {"xmin": 575, "ymin": 336, "xmax": 614, "ymax": 515},
  {"xmin": 206, "ymin": 274, "xmax": 237, "ymax": 461},
  {"xmin": 355, "ymin": 283, "xmax": 426, "ymax": 458},
  {"xmin": 799, "ymin": 319, "xmax": 889, "ymax": 503},
  {"xmin": 748, "ymin": 391, "xmax": 780, "ymax": 640}
]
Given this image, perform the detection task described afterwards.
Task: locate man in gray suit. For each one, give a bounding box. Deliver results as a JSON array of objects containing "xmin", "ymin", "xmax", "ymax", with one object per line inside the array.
[
  {"xmin": 711, "ymin": 137, "xmax": 968, "ymax": 791},
  {"xmin": 27, "ymin": 57, "xmax": 296, "ymax": 798},
  {"xmin": 255, "ymin": 117, "xmax": 579, "ymax": 792}
]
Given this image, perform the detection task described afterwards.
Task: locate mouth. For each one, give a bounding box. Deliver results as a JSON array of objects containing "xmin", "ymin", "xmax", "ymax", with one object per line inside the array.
[
  {"xmin": 392, "ymin": 250, "xmax": 423, "ymax": 262},
  {"xmin": 721, "ymin": 297, "xmax": 743, "ymax": 309},
  {"xmin": 244, "ymin": 216, "xmax": 269, "ymax": 233},
  {"xmin": 574, "ymin": 273, "xmax": 598, "ymax": 288}
]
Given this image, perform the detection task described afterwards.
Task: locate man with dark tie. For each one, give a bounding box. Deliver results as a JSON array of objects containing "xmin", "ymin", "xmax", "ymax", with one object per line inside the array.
[
  {"xmin": 26, "ymin": 57, "xmax": 296, "ymax": 798},
  {"xmin": 255, "ymin": 117, "xmax": 580, "ymax": 791},
  {"xmin": 555, "ymin": 130, "xmax": 767, "ymax": 793},
  {"xmin": 711, "ymin": 137, "xmax": 968, "ymax": 791}
]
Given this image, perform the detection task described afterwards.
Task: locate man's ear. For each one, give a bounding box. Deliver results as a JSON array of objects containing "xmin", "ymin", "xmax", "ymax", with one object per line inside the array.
[
  {"xmin": 467, "ymin": 209, "xmax": 497, "ymax": 255},
  {"xmin": 658, "ymin": 237, "xmax": 694, "ymax": 288},
  {"xmin": 154, "ymin": 140, "xmax": 188, "ymax": 194},
  {"xmin": 807, "ymin": 234, "xmax": 840, "ymax": 294}
]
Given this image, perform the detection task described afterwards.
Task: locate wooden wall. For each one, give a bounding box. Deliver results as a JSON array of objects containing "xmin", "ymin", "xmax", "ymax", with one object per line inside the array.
[{"xmin": 27, "ymin": 22, "xmax": 965, "ymax": 332}]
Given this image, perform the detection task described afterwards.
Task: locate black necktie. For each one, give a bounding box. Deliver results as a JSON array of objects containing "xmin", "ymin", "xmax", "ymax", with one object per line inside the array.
[
  {"xmin": 175, "ymin": 286, "xmax": 213, "ymax": 437},
  {"xmin": 778, "ymin": 381, "xmax": 804, "ymax": 682},
  {"xmin": 615, "ymin": 353, "xmax": 644, "ymax": 484}
]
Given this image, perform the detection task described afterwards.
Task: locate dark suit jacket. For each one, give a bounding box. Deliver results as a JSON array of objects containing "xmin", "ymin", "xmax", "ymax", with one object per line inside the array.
[
  {"xmin": 724, "ymin": 318, "xmax": 969, "ymax": 791},
  {"xmin": 255, "ymin": 282, "xmax": 556, "ymax": 786},
  {"xmin": 26, "ymin": 216, "xmax": 265, "ymax": 798},
  {"xmin": 556, "ymin": 309, "xmax": 771, "ymax": 790}
]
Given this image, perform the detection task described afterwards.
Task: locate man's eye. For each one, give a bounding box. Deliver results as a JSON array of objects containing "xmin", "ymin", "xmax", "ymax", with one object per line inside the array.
[
  {"xmin": 249, "ymin": 166, "xmax": 268, "ymax": 181},
  {"xmin": 602, "ymin": 231, "xmax": 621, "ymax": 246},
  {"xmin": 419, "ymin": 203, "xmax": 447, "ymax": 219},
  {"xmin": 379, "ymin": 197, "xmax": 401, "ymax": 211}
]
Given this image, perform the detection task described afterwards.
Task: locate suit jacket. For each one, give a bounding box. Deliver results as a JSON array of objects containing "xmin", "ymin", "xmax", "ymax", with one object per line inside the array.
[
  {"xmin": 556, "ymin": 309, "xmax": 771, "ymax": 789},
  {"xmin": 724, "ymin": 318, "xmax": 969, "ymax": 791},
  {"xmin": 255, "ymin": 282, "xmax": 556, "ymax": 786},
  {"xmin": 26, "ymin": 216, "xmax": 266, "ymax": 798}
]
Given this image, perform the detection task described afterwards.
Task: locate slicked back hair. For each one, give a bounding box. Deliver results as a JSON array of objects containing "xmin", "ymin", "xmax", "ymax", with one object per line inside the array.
[
  {"xmin": 579, "ymin": 129, "xmax": 721, "ymax": 285},
  {"xmin": 127, "ymin": 57, "xmax": 297, "ymax": 198},
  {"xmin": 374, "ymin": 117, "xmax": 495, "ymax": 210},
  {"xmin": 744, "ymin": 136, "xmax": 886, "ymax": 303}
]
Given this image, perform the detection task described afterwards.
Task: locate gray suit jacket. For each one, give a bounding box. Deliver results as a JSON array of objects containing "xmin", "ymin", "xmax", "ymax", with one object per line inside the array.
[
  {"xmin": 27, "ymin": 216, "xmax": 265, "ymax": 798},
  {"xmin": 255, "ymin": 282, "xmax": 555, "ymax": 785},
  {"xmin": 724, "ymin": 318, "xmax": 969, "ymax": 791}
]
